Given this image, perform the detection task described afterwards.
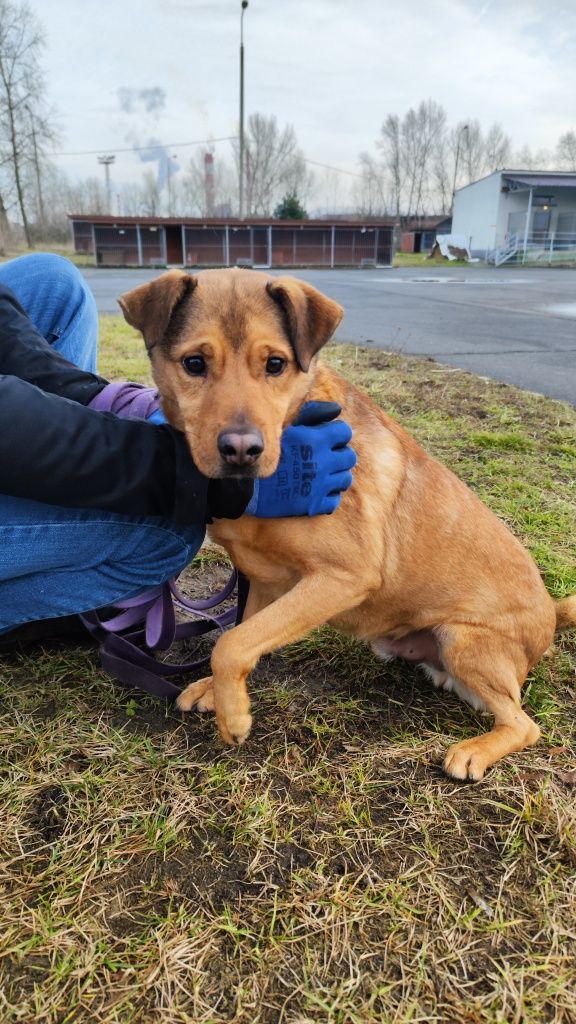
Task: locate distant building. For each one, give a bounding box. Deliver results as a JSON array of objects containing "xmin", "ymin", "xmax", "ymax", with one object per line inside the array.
[
  {"xmin": 399, "ymin": 215, "xmax": 452, "ymax": 254},
  {"xmin": 69, "ymin": 215, "xmax": 394, "ymax": 269},
  {"xmin": 452, "ymin": 170, "xmax": 576, "ymax": 263}
]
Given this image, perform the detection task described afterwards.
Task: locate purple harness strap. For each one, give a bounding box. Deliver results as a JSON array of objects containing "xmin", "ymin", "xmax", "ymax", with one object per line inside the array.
[{"xmin": 84, "ymin": 380, "xmax": 248, "ymax": 700}]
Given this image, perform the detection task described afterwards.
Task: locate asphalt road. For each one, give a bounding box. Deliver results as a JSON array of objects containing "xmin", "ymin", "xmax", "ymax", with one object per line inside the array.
[{"xmin": 83, "ymin": 265, "xmax": 576, "ymax": 406}]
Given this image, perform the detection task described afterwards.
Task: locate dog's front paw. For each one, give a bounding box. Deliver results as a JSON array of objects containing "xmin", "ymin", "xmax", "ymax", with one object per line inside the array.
[
  {"xmin": 213, "ymin": 684, "xmax": 252, "ymax": 745},
  {"xmin": 443, "ymin": 739, "xmax": 489, "ymax": 782},
  {"xmin": 217, "ymin": 711, "xmax": 253, "ymax": 746},
  {"xmin": 176, "ymin": 676, "xmax": 214, "ymax": 713}
]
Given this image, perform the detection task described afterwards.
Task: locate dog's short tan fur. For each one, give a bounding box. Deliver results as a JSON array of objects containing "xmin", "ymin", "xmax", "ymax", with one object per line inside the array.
[{"xmin": 120, "ymin": 269, "xmax": 576, "ymax": 781}]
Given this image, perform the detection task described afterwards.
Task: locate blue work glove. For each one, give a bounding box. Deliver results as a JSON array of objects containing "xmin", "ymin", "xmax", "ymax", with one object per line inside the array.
[
  {"xmin": 149, "ymin": 396, "xmax": 356, "ymax": 517},
  {"xmin": 147, "ymin": 408, "xmax": 166, "ymax": 424},
  {"xmin": 247, "ymin": 401, "xmax": 356, "ymax": 518}
]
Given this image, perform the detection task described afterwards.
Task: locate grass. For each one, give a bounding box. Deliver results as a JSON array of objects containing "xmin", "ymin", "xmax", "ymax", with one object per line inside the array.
[
  {"xmin": 392, "ymin": 251, "xmax": 472, "ymax": 268},
  {"xmin": 0, "ymin": 318, "xmax": 575, "ymax": 1023},
  {"xmin": 0, "ymin": 243, "xmax": 94, "ymax": 267}
]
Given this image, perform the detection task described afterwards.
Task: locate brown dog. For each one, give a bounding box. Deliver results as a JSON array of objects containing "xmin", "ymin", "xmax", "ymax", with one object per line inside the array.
[{"xmin": 119, "ymin": 269, "xmax": 576, "ymax": 780}]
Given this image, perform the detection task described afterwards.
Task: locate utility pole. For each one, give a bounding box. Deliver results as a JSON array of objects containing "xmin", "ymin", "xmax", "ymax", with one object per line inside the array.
[
  {"xmin": 98, "ymin": 154, "xmax": 116, "ymax": 213},
  {"xmin": 239, "ymin": 0, "xmax": 248, "ymax": 218}
]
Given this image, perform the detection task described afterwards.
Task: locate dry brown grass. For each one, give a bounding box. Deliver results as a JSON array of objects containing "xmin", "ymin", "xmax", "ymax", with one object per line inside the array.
[{"xmin": 0, "ymin": 325, "xmax": 574, "ymax": 1023}]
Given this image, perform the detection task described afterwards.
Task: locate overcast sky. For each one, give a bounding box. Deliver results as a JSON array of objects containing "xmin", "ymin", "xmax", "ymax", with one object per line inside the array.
[{"xmin": 34, "ymin": 0, "xmax": 576, "ymax": 190}]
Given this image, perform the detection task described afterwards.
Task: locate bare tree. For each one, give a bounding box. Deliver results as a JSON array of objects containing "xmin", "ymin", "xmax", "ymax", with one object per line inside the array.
[
  {"xmin": 366, "ymin": 101, "xmax": 514, "ymax": 217},
  {"xmin": 406, "ymin": 100, "xmax": 446, "ymax": 215},
  {"xmin": 0, "ymin": 0, "xmax": 54, "ymax": 246},
  {"xmin": 458, "ymin": 121, "xmax": 486, "ymax": 185},
  {"xmin": 0, "ymin": 188, "xmax": 11, "ymax": 250},
  {"xmin": 376, "ymin": 102, "xmax": 448, "ymax": 217},
  {"xmin": 71, "ymin": 175, "xmax": 107, "ymax": 215},
  {"xmin": 355, "ymin": 152, "xmax": 388, "ymax": 215},
  {"xmin": 457, "ymin": 120, "xmax": 512, "ymax": 184},
  {"xmin": 28, "ymin": 162, "xmax": 72, "ymax": 241},
  {"xmin": 282, "ymin": 151, "xmax": 314, "ymax": 206},
  {"xmin": 483, "ymin": 123, "xmax": 511, "ymax": 171},
  {"xmin": 430, "ymin": 130, "xmax": 452, "ymax": 214},
  {"xmin": 234, "ymin": 113, "xmax": 308, "ymax": 216},
  {"xmin": 514, "ymin": 143, "xmax": 552, "ymax": 169},
  {"xmin": 376, "ymin": 114, "xmax": 403, "ymax": 217},
  {"xmin": 312, "ymin": 167, "xmax": 347, "ymax": 215},
  {"xmin": 139, "ymin": 169, "xmax": 162, "ymax": 217},
  {"xmin": 556, "ymin": 130, "xmax": 576, "ymax": 170}
]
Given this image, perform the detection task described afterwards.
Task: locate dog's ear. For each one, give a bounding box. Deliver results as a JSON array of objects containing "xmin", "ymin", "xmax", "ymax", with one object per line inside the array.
[
  {"xmin": 266, "ymin": 276, "xmax": 344, "ymax": 371},
  {"xmin": 118, "ymin": 270, "xmax": 198, "ymax": 350}
]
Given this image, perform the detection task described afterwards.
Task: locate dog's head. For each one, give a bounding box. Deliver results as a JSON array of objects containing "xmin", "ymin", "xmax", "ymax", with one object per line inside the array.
[{"xmin": 119, "ymin": 268, "xmax": 343, "ymax": 479}]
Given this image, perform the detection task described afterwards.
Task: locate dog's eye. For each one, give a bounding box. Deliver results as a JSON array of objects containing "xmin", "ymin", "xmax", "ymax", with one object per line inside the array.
[
  {"xmin": 266, "ymin": 356, "xmax": 286, "ymax": 376},
  {"xmin": 182, "ymin": 354, "xmax": 206, "ymax": 376}
]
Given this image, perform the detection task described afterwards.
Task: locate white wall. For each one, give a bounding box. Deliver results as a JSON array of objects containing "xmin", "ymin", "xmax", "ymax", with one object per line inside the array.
[
  {"xmin": 451, "ymin": 172, "xmax": 502, "ymax": 253},
  {"xmin": 454, "ymin": 175, "xmax": 576, "ymax": 252}
]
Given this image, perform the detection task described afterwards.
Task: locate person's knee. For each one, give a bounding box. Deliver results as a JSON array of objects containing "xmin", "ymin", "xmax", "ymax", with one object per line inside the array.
[
  {"xmin": 17, "ymin": 253, "xmax": 99, "ymax": 370},
  {"xmin": 3, "ymin": 252, "xmax": 85, "ymax": 293},
  {"xmin": 0, "ymin": 252, "xmax": 95, "ymax": 338},
  {"xmin": 32, "ymin": 253, "xmax": 91, "ymax": 311},
  {"xmin": 112, "ymin": 523, "xmax": 202, "ymax": 590}
]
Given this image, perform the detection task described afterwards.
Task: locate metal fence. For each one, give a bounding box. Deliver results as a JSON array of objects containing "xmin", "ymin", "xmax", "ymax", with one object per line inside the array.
[
  {"xmin": 90, "ymin": 225, "xmax": 166, "ymax": 266},
  {"xmin": 488, "ymin": 231, "xmax": 576, "ymax": 266},
  {"xmin": 73, "ymin": 220, "xmax": 393, "ymax": 268},
  {"xmin": 182, "ymin": 225, "xmax": 391, "ymax": 268}
]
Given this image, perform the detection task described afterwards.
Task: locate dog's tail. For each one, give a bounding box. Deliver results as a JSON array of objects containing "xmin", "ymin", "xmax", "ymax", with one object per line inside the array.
[{"xmin": 555, "ymin": 595, "xmax": 576, "ymax": 631}]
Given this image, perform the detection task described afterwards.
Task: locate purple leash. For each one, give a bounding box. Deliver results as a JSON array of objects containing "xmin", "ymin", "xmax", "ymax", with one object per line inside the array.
[
  {"xmin": 80, "ymin": 571, "xmax": 247, "ymax": 701},
  {"xmin": 83, "ymin": 381, "xmax": 249, "ymax": 700}
]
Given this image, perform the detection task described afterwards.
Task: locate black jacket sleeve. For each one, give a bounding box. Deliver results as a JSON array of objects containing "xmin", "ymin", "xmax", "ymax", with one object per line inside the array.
[
  {"xmin": 0, "ymin": 282, "xmax": 109, "ymax": 404},
  {"xmin": 0, "ymin": 282, "xmax": 252, "ymax": 523},
  {"xmin": 0, "ymin": 375, "xmax": 213, "ymax": 524}
]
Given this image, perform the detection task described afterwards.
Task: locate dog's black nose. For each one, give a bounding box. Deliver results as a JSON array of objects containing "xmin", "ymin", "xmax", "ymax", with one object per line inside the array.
[{"xmin": 217, "ymin": 429, "xmax": 264, "ymax": 466}]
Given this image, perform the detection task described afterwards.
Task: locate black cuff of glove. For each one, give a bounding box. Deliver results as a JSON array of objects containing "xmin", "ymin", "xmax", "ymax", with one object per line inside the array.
[{"xmin": 207, "ymin": 478, "xmax": 255, "ymax": 521}]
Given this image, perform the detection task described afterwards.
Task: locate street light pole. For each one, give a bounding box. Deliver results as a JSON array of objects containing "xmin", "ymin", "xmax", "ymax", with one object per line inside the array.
[
  {"xmin": 98, "ymin": 154, "xmax": 116, "ymax": 214},
  {"xmin": 451, "ymin": 124, "xmax": 468, "ymax": 214},
  {"xmin": 239, "ymin": 0, "xmax": 248, "ymax": 219}
]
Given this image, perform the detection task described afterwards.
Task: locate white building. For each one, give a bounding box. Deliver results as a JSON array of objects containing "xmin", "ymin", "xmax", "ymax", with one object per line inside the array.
[{"xmin": 451, "ymin": 170, "xmax": 576, "ymax": 263}]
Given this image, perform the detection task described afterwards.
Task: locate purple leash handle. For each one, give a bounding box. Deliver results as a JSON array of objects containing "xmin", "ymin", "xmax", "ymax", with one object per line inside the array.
[
  {"xmin": 80, "ymin": 569, "xmax": 246, "ymax": 701},
  {"xmin": 145, "ymin": 586, "xmax": 176, "ymax": 650}
]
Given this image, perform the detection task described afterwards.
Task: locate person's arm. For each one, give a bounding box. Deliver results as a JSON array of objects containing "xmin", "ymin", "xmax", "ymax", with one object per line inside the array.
[
  {"xmin": 0, "ymin": 285, "xmax": 352, "ymax": 525},
  {"xmin": 0, "ymin": 282, "xmax": 252, "ymax": 524},
  {"xmin": 0, "ymin": 282, "xmax": 108, "ymax": 404},
  {"xmin": 0, "ymin": 375, "xmax": 217, "ymax": 525}
]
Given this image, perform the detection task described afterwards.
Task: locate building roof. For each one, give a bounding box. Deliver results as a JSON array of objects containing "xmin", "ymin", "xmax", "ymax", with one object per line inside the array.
[
  {"xmin": 456, "ymin": 169, "xmax": 576, "ymax": 194},
  {"xmin": 402, "ymin": 215, "xmax": 452, "ymax": 231},
  {"xmin": 68, "ymin": 214, "xmax": 395, "ymax": 228},
  {"xmin": 503, "ymin": 172, "xmax": 576, "ymax": 189}
]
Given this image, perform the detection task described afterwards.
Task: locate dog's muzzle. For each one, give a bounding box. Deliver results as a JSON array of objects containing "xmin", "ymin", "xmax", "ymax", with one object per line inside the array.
[{"xmin": 217, "ymin": 428, "xmax": 264, "ymax": 469}]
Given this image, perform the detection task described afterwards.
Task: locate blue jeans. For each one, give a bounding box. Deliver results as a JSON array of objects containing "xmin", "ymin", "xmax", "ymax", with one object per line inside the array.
[{"xmin": 0, "ymin": 254, "xmax": 203, "ymax": 632}]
